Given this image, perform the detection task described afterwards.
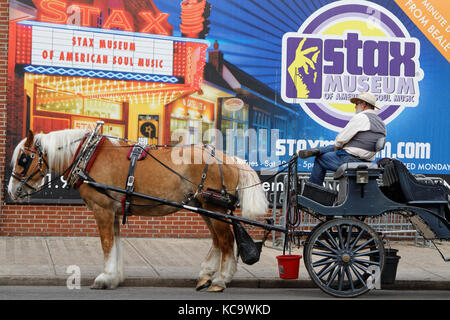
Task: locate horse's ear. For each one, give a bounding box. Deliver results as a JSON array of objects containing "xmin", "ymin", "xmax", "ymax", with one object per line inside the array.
[{"xmin": 24, "ymin": 130, "xmax": 34, "ymax": 148}]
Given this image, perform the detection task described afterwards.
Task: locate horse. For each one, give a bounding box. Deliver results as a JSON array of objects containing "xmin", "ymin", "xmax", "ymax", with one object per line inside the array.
[{"xmin": 7, "ymin": 129, "xmax": 269, "ymax": 291}]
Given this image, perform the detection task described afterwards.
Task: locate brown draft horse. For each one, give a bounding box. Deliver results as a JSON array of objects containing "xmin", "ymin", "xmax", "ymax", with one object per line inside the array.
[{"xmin": 7, "ymin": 129, "xmax": 269, "ymax": 291}]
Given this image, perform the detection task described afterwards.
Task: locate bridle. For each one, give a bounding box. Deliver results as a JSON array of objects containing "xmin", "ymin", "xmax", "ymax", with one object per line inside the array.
[{"xmin": 11, "ymin": 141, "xmax": 49, "ymax": 199}]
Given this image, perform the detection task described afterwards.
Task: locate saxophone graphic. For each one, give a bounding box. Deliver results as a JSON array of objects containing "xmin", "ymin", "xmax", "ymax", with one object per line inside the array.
[{"xmin": 288, "ymin": 38, "xmax": 321, "ymax": 99}]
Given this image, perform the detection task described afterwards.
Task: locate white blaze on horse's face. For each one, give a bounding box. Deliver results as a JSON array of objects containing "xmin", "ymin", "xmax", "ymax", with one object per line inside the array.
[{"xmin": 7, "ymin": 174, "xmax": 17, "ymax": 201}]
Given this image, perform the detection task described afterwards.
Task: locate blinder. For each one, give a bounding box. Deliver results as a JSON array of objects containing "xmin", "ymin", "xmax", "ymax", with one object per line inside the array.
[{"xmin": 16, "ymin": 148, "xmax": 35, "ymax": 176}]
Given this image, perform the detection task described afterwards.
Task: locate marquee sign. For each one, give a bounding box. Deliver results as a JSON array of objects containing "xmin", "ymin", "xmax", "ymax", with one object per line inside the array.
[
  {"xmin": 30, "ymin": 24, "xmax": 174, "ymax": 76},
  {"xmin": 16, "ymin": 21, "xmax": 209, "ymax": 86}
]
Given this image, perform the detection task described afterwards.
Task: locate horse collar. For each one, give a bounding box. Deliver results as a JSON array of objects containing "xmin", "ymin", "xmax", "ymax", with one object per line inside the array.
[{"xmin": 66, "ymin": 134, "xmax": 106, "ymax": 189}]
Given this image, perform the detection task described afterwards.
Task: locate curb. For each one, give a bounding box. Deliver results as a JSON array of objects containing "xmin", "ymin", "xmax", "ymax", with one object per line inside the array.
[{"xmin": 0, "ymin": 277, "xmax": 449, "ymax": 291}]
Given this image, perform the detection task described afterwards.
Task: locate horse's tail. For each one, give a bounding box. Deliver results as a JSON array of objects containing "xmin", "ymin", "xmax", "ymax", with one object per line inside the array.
[{"xmin": 232, "ymin": 157, "xmax": 269, "ymax": 218}]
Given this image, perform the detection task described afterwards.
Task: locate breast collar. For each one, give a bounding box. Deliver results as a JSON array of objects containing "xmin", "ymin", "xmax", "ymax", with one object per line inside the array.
[{"xmin": 65, "ymin": 134, "xmax": 106, "ymax": 189}]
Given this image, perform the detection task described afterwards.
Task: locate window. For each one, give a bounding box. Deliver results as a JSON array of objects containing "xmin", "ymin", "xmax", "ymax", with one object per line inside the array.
[
  {"xmin": 221, "ymin": 101, "xmax": 248, "ymax": 158},
  {"xmin": 35, "ymin": 87, "xmax": 122, "ymax": 120},
  {"xmin": 251, "ymin": 109, "xmax": 271, "ymax": 162},
  {"xmin": 273, "ymin": 115, "xmax": 287, "ymax": 140}
]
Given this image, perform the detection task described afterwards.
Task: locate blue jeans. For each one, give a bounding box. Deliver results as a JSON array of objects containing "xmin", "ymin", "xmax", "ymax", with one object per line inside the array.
[{"xmin": 308, "ymin": 145, "xmax": 360, "ymax": 185}]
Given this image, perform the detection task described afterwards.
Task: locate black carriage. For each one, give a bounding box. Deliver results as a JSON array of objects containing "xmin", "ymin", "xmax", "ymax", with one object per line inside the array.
[{"xmin": 288, "ymin": 156, "xmax": 450, "ymax": 297}]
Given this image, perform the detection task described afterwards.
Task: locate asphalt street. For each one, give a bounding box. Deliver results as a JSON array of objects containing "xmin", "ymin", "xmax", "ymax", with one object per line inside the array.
[{"xmin": 0, "ymin": 286, "xmax": 449, "ymax": 300}]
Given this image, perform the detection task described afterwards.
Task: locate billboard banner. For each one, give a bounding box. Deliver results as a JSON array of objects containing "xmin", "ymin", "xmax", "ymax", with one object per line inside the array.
[{"xmin": 6, "ymin": 0, "xmax": 449, "ymax": 203}]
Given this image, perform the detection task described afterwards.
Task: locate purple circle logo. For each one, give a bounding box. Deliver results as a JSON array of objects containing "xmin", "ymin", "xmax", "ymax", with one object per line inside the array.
[{"xmin": 281, "ymin": 1, "xmax": 423, "ymax": 131}]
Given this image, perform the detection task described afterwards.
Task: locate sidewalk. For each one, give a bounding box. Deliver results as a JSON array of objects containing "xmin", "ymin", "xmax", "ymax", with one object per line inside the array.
[{"xmin": 0, "ymin": 237, "xmax": 449, "ymax": 290}]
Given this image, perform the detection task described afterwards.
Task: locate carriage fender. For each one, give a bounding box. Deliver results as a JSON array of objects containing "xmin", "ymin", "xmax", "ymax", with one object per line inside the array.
[{"xmin": 400, "ymin": 206, "xmax": 450, "ymax": 240}]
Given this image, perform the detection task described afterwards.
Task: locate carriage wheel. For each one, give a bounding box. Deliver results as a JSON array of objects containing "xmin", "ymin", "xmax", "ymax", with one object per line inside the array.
[{"xmin": 303, "ymin": 218, "xmax": 385, "ymax": 298}]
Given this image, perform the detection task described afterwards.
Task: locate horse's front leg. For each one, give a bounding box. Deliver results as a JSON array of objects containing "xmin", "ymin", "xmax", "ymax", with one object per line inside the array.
[
  {"xmin": 196, "ymin": 216, "xmax": 220, "ymax": 290},
  {"xmin": 207, "ymin": 216, "xmax": 237, "ymax": 292},
  {"xmin": 114, "ymin": 215, "xmax": 125, "ymax": 284},
  {"xmin": 197, "ymin": 245, "xmax": 221, "ymax": 290},
  {"xmin": 91, "ymin": 207, "xmax": 122, "ymax": 289}
]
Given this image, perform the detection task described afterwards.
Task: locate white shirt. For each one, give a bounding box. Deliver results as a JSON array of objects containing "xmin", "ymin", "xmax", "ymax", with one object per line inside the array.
[{"xmin": 334, "ymin": 109, "xmax": 378, "ymax": 161}]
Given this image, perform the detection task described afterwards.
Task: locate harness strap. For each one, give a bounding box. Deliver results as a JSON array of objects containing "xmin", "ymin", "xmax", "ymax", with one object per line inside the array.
[
  {"xmin": 199, "ymin": 145, "xmax": 215, "ymax": 190},
  {"xmin": 184, "ymin": 145, "xmax": 238, "ymax": 211},
  {"xmin": 66, "ymin": 135, "xmax": 106, "ymax": 189},
  {"xmin": 66, "ymin": 122, "xmax": 105, "ymax": 189},
  {"xmin": 216, "ymin": 156, "xmax": 228, "ymax": 195},
  {"xmin": 76, "ymin": 170, "xmax": 115, "ymax": 201},
  {"xmin": 122, "ymin": 143, "xmax": 147, "ymax": 225},
  {"xmin": 205, "ymin": 145, "xmax": 232, "ymax": 199}
]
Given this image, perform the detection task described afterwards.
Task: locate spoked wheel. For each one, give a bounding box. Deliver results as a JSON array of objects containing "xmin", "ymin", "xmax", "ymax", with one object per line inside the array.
[{"xmin": 304, "ymin": 218, "xmax": 385, "ymax": 298}]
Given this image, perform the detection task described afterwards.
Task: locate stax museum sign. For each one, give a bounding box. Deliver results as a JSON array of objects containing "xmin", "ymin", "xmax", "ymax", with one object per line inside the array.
[
  {"xmin": 30, "ymin": 23, "xmax": 174, "ymax": 76},
  {"xmin": 281, "ymin": 1, "xmax": 424, "ymax": 132}
]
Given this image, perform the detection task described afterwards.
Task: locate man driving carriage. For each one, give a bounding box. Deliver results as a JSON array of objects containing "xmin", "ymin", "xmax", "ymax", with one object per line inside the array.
[{"xmin": 298, "ymin": 92, "xmax": 386, "ymax": 186}]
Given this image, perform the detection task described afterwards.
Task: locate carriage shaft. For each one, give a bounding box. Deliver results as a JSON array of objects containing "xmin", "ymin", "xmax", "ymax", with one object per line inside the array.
[{"xmin": 84, "ymin": 180, "xmax": 290, "ymax": 233}]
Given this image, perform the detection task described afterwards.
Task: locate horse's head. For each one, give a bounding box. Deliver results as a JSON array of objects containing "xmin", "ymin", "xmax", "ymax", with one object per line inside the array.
[{"xmin": 8, "ymin": 130, "xmax": 48, "ymax": 201}]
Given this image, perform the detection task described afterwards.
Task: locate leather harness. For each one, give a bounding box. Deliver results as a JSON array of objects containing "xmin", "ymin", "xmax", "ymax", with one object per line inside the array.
[
  {"xmin": 65, "ymin": 134, "xmax": 106, "ymax": 189},
  {"xmin": 183, "ymin": 145, "xmax": 237, "ymax": 210},
  {"xmin": 66, "ymin": 124, "xmax": 238, "ymax": 225},
  {"xmin": 122, "ymin": 142, "xmax": 149, "ymax": 224},
  {"xmin": 121, "ymin": 143, "xmax": 238, "ymax": 225}
]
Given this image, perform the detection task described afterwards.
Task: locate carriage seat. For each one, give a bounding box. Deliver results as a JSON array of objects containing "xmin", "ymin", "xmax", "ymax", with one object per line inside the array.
[
  {"xmin": 333, "ymin": 162, "xmax": 382, "ymax": 206},
  {"xmin": 381, "ymin": 159, "xmax": 449, "ymax": 204},
  {"xmin": 333, "ymin": 162, "xmax": 381, "ymax": 180}
]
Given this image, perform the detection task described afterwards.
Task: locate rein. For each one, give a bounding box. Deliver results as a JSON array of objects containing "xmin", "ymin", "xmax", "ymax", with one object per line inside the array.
[{"xmin": 134, "ymin": 143, "xmax": 293, "ymax": 191}]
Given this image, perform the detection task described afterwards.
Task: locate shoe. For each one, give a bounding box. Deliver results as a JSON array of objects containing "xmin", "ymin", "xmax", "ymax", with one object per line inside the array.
[{"xmin": 298, "ymin": 148, "xmax": 320, "ymax": 159}]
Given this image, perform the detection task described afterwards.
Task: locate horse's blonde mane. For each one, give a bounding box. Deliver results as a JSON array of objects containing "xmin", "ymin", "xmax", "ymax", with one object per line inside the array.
[{"xmin": 38, "ymin": 129, "xmax": 89, "ymax": 172}]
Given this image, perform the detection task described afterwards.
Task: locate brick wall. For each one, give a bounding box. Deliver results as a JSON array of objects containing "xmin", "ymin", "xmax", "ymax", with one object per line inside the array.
[
  {"xmin": 0, "ymin": 0, "xmax": 8, "ymax": 208},
  {"xmin": 0, "ymin": 203, "xmax": 269, "ymax": 239},
  {"xmin": 0, "ymin": 0, "xmax": 271, "ymax": 239},
  {"xmin": 0, "ymin": 204, "xmax": 214, "ymax": 238}
]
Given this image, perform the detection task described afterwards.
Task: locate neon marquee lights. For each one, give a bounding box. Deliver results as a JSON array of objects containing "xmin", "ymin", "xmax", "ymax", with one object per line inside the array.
[
  {"xmin": 36, "ymin": 0, "xmax": 67, "ymax": 23},
  {"xmin": 180, "ymin": 0, "xmax": 210, "ymax": 38},
  {"xmin": 139, "ymin": 12, "xmax": 171, "ymax": 35},
  {"xmin": 34, "ymin": 0, "xmax": 173, "ymax": 35},
  {"xmin": 102, "ymin": 9, "xmax": 134, "ymax": 32},
  {"xmin": 73, "ymin": 5, "xmax": 101, "ymax": 27}
]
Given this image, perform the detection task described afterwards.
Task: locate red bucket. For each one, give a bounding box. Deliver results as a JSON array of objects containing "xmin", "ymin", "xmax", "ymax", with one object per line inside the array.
[{"xmin": 276, "ymin": 255, "xmax": 302, "ymax": 279}]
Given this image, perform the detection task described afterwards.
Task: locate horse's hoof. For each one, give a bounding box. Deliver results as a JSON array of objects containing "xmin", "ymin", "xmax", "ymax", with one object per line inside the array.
[
  {"xmin": 90, "ymin": 282, "xmax": 107, "ymax": 290},
  {"xmin": 196, "ymin": 279, "xmax": 211, "ymax": 291},
  {"xmin": 207, "ymin": 285, "xmax": 225, "ymax": 293},
  {"xmin": 91, "ymin": 273, "xmax": 119, "ymax": 289}
]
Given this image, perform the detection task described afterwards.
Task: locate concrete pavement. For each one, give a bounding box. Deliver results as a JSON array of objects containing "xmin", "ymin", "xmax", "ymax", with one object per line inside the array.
[{"xmin": 0, "ymin": 237, "xmax": 449, "ymax": 291}]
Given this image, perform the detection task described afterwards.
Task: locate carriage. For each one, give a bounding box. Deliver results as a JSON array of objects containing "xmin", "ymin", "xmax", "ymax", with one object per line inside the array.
[
  {"xmin": 285, "ymin": 154, "xmax": 450, "ymax": 297},
  {"xmin": 8, "ymin": 122, "xmax": 450, "ymax": 298}
]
